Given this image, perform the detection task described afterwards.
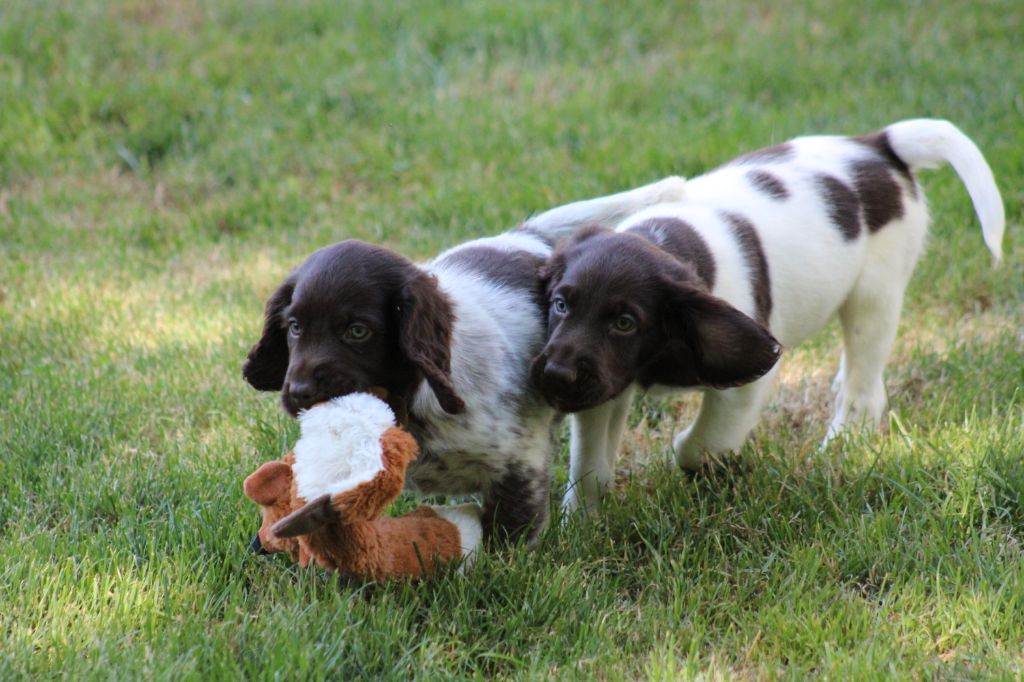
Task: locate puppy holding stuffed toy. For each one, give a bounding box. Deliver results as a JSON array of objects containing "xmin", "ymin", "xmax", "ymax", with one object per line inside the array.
[{"xmin": 244, "ymin": 393, "xmax": 483, "ymax": 580}]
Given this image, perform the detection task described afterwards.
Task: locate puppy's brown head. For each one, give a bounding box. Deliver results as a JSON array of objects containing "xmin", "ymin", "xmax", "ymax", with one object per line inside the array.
[
  {"xmin": 530, "ymin": 226, "xmax": 781, "ymax": 412},
  {"xmin": 242, "ymin": 240, "xmax": 464, "ymax": 419}
]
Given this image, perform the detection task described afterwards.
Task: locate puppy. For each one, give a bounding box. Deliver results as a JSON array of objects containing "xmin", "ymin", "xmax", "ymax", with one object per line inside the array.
[
  {"xmin": 242, "ymin": 177, "xmax": 687, "ymax": 543},
  {"xmin": 530, "ymin": 119, "xmax": 1005, "ymax": 513}
]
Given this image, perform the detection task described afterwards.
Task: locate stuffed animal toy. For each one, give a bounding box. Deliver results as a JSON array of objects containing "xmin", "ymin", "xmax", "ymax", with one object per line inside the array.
[{"xmin": 244, "ymin": 393, "xmax": 483, "ymax": 580}]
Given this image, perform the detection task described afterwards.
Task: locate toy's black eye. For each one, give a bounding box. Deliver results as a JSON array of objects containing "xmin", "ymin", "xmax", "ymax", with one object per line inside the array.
[
  {"xmin": 288, "ymin": 319, "xmax": 301, "ymax": 337},
  {"xmin": 552, "ymin": 296, "xmax": 568, "ymax": 315},
  {"xmin": 344, "ymin": 323, "xmax": 372, "ymax": 343},
  {"xmin": 611, "ymin": 314, "xmax": 636, "ymax": 335}
]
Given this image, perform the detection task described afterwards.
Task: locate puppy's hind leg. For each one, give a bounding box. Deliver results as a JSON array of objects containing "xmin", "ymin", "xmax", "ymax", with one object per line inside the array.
[
  {"xmin": 824, "ymin": 218, "xmax": 925, "ymax": 447},
  {"xmin": 673, "ymin": 366, "xmax": 780, "ymax": 471},
  {"xmin": 823, "ymin": 285, "xmax": 905, "ymax": 447}
]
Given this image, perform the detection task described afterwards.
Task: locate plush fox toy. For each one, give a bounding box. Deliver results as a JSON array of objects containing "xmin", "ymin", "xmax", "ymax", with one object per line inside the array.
[{"xmin": 244, "ymin": 393, "xmax": 483, "ymax": 580}]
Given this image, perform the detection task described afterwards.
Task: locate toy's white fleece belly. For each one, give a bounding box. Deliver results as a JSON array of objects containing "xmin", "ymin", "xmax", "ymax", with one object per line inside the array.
[{"xmin": 292, "ymin": 394, "xmax": 394, "ymax": 501}]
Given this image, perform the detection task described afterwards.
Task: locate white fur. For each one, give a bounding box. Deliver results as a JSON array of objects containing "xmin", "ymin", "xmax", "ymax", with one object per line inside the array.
[
  {"xmin": 429, "ymin": 503, "xmax": 484, "ymax": 567},
  {"xmin": 397, "ymin": 178, "xmax": 687, "ymax": 531},
  {"xmin": 521, "ymin": 176, "xmax": 688, "ymax": 242},
  {"xmin": 562, "ymin": 118, "xmax": 1005, "ymax": 514},
  {"xmin": 292, "ymin": 393, "xmax": 395, "ymax": 501}
]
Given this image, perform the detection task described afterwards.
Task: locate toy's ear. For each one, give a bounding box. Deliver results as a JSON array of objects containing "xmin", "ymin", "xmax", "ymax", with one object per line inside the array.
[
  {"xmin": 243, "ymin": 461, "xmax": 293, "ymax": 505},
  {"xmin": 272, "ymin": 494, "xmax": 337, "ymax": 538}
]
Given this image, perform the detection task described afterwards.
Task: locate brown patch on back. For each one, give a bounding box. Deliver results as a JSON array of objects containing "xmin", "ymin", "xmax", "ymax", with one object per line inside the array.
[
  {"xmin": 627, "ymin": 217, "xmax": 717, "ymax": 289},
  {"xmin": 815, "ymin": 174, "xmax": 862, "ymax": 241},
  {"xmin": 853, "ymin": 131, "xmax": 916, "ymax": 190},
  {"xmin": 719, "ymin": 212, "xmax": 773, "ymax": 325},
  {"xmin": 746, "ymin": 169, "xmax": 790, "ymax": 201},
  {"xmin": 436, "ymin": 245, "xmax": 545, "ymax": 302},
  {"xmin": 849, "ymin": 159, "xmax": 906, "ymax": 233}
]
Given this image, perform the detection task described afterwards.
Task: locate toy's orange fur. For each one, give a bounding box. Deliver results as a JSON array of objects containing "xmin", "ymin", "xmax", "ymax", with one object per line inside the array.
[{"xmin": 244, "ymin": 427, "xmax": 464, "ymax": 580}]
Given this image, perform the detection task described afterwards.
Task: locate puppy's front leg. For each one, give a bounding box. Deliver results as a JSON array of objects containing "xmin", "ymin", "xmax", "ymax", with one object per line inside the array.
[
  {"xmin": 482, "ymin": 460, "xmax": 550, "ymax": 547},
  {"xmin": 673, "ymin": 367, "xmax": 779, "ymax": 471},
  {"xmin": 563, "ymin": 387, "xmax": 635, "ymax": 515}
]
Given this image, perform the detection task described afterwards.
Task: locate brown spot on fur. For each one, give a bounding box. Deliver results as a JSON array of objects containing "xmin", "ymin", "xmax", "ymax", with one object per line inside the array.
[
  {"xmin": 853, "ymin": 131, "xmax": 916, "ymax": 192},
  {"xmin": 482, "ymin": 461, "xmax": 548, "ymax": 547},
  {"xmin": 627, "ymin": 217, "xmax": 717, "ymax": 289},
  {"xmin": 815, "ymin": 174, "xmax": 861, "ymax": 241},
  {"xmin": 849, "ymin": 159, "xmax": 906, "ymax": 232},
  {"xmin": 746, "ymin": 169, "xmax": 790, "ymax": 201},
  {"xmin": 719, "ymin": 212, "xmax": 773, "ymax": 325},
  {"xmin": 436, "ymin": 245, "xmax": 545, "ymax": 303}
]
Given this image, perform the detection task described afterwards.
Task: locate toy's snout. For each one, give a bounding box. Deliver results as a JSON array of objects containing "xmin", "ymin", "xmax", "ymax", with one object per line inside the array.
[{"xmin": 249, "ymin": 533, "xmax": 271, "ymax": 555}]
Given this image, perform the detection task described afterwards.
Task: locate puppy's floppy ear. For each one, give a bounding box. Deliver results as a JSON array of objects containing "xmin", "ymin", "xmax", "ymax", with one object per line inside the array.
[
  {"xmin": 242, "ymin": 277, "xmax": 295, "ymax": 391},
  {"xmin": 648, "ymin": 279, "xmax": 782, "ymax": 389},
  {"xmin": 397, "ymin": 271, "xmax": 465, "ymax": 415},
  {"xmin": 243, "ymin": 461, "xmax": 294, "ymax": 505}
]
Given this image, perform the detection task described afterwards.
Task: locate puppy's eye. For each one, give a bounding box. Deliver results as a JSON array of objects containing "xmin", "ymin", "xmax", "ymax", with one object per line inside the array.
[
  {"xmin": 611, "ymin": 314, "xmax": 637, "ymax": 335},
  {"xmin": 288, "ymin": 319, "xmax": 301, "ymax": 337},
  {"xmin": 552, "ymin": 296, "xmax": 568, "ymax": 315},
  {"xmin": 344, "ymin": 323, "xmax": 372, "ymax": 343}
]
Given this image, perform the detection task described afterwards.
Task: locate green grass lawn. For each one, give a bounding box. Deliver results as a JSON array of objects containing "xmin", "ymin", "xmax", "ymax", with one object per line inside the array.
[{"xmin": 2, "ymin": 0, "xmax": 1022, "ymax": 678}]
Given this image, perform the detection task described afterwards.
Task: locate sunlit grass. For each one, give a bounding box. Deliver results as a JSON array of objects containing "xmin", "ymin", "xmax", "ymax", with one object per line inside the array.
[{"xmin": 2, "ymin": 0, "xmax": 1022, "ymax": 678}]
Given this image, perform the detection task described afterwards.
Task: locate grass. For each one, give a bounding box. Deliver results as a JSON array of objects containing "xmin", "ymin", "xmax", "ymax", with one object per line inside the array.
[{"xmin": 1, "ymin": 0, "xmax": 1022, "ymax": 678}]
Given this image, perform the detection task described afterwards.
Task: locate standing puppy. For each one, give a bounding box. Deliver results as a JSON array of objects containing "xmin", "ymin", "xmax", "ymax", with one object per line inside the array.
[
  {"xmin": 530, "ymin": 119, "xmax": 1005, "ymax": 514},
  {"xmin": 242, "ymin": 177, "xmax": 687, "ymax": 544}
]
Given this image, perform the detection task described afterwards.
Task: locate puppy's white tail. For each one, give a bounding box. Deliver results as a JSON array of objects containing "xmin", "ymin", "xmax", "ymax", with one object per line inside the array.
[
  {"xmin": 885, "ymin": 118, "xmax": 1005, "ymax": 263},
  {"xmin": 520, "ymin": 175, "xmax": 687, "ymax": 243}
]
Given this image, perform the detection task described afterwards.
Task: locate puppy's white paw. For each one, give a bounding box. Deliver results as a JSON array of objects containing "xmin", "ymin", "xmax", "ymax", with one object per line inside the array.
[
  {"xmin": 560, "ymin": 484, "xmax": 600, "ymax": 521},
  {"xmin": 672, "ymin": 427, "xmax": 707, "ymax": 472}
]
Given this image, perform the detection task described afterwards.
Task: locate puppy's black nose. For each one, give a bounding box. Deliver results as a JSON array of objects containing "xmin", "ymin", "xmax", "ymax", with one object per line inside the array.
[
  {"xmin": 286, "ymin": 379, "xmax": 317, "ymax": 409},
  {"xmin": 543, "ymin": 360, "xmax": 577, "ymax": 385}
]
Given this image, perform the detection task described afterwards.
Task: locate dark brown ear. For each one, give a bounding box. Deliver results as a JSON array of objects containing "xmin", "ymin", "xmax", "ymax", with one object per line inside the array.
[
  {"xmin": 243, "ymin": 461, "xmax": 293, "ymax": 506},
  {"xmin": 242, "ymin": 277, "xmax": 295, "ymax": 391},
  {"xmin": 272, "ymin": 494, "xmax": 337, "ymax": 538},
  {"xmin": 648, "ymin": 279, "xmax": 782, "ymax": 389},
  {"xmin": 397, "ymin": 271, "xmax": 465, "ymax": 414}
]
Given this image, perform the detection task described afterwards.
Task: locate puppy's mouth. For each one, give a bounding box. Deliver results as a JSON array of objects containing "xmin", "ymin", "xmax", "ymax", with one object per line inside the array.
[
  {"xmin": 542, "ymin": 386, "xmax": 618, "ymax": 414},
  {"xmin": 281, "ymin": 384, "xmax": 392, "ymax": 418},
  {"xmin": 530, "ymin": 359, "xmax": 614, "ymax": 413}
]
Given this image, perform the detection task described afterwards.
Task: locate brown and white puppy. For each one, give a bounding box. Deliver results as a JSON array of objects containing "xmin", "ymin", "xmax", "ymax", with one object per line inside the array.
[
  {"xmin": 530, "ymin": 119, "xmax": 1004, "ymax": 513},
  {"xmin": 242, "ymin": 177, "xmax": 688, "ymax": 543}
]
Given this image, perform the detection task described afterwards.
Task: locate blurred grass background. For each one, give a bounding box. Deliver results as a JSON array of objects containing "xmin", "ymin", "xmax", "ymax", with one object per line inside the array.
[{"xmin": 1, "ymin": 0, "xmax": 1022, "ymax": 678}]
